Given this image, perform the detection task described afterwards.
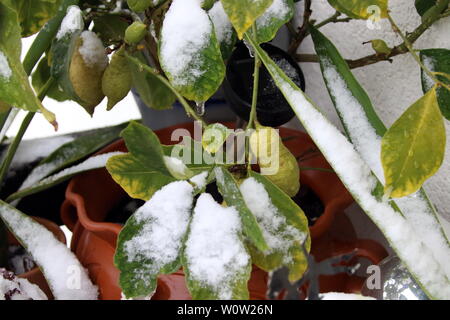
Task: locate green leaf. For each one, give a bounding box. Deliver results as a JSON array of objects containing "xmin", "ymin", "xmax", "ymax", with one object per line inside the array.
[
  {"xmin": 127, "ymin": 52, "xmax": 176, "ymax": 110},
  {"xmin": 327, "ymin": 0, "xmax": 388, "ymax": 19},
  {"xmin": 220, "ymin": 0, "xmax": 274, "ymax": 39},
  {"xmin": 16, "ymin": 122, "xmax": 128, "ymax": 193},
  {"xmin": 415, "ymin": 0, "xmax": 448, "ymax": 21},
  {"xmin": 245, "ymin": 35, "xmax": 450, "ymax": 299},
  {"xmin": 202, "ymin": 123, "xmax": 231, "ymax": 154},
  {"xmin": 106, "ymin": 122, "xmax": 177, "ymax": 200},
  {"xmin": 415, "ymin": 0, "xmax": 437, "ymax": 16},
  {"xmin": 381, "ymin": 88, "xmax": 446, "ymax": 198},
  {"xmin": 183, "ymin": 193, "xmax": 251, "ymax": 300},
  {"xmin": 32, "ymin": 56, "xmax": 71, "ymax": 102},
  {"xmin": 0, "ymin": 2, "xmax": 56, "ymax": 127},
  {"xmin": 208, "ymin": 1, "xmax": 237, "ymax": 60},
  {"xmin": 214, "ymin": 167, "xmax": 268, "ymax": 252},
  {"xmin": 0, "ymin": 200, "xmax": 98, "ymax": 299},
  {"xmin": 256, "ymin": 0, "xmax": 294, "ymax": 44},
  {"xmin": 420, "ymin": 48, "xmax": 450, "ymax": 121},
  {"xmin": 93, "ymin": 14, "xmax": 129, "ymax": 45},
  {"xmin": 6, "ymin": 151, "xmax": 123, "ymax": 202},
  {"xmin": 159, "ymin": 0, "xmax": 225, "ymax": 102},
  {"xmin": 241, "ymin": 172, "xmax": 310, "ymax": 282},
  {"xmin": 115, "ymin": 181, "xmax": 194, "ymax": 299},
  {"xmin": 11, "ymin": 0, "xmax": 62, "ymax": 37}
]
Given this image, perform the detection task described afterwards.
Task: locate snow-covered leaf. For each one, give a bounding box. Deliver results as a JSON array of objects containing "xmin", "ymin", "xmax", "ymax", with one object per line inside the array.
[
  {"xmin": 311, "ymin": 26, "xmax": 450, "ymax": 286},
  {"xmin": 0, "ymin": 269, "xmax": 48, "ymax": 300},
  {"xmin": 159, "ymin": 0, "xmax": 225, "ymax": 102},
  {"xmin": 0, "ymin": 201, "xmax": 98, "ymax": 300},
  {"xmin": 0, "ymin": 2, "xmax": 56, "ymax": 127},
  {"xmin": 255, "ymin": 0, "xmax": 294, "ymax": 44},
  {"xmin": 209, "ymin": 1, "xmax": 237, "ymax": 60},
  {"xmin": 327, "ymin": 0, "xmax": 388, "ymax": 19},
  {"xmin": 214, "ymin": 167, "xmax": 268, "ymax": 252},
  {"xmin": 115, "ymin": 181, "xmax": 194, "ymax": 299},
  {"xmin": 240, "ymin": 172, "xmax": 309, "ymax": 282},
  {"xmin": 420, "ymin": 48, "xmax": 450, "ymax": 120},
  {"xmin": 183, "ymin": 193, "xmax": 251, "ymax": 300},
  {"xmin": 247, "ymin": 35, "xmax": 450, "ymax": 299},
  {"xmin": 18, "ymin": 123, "xmax": 128, "ymax": 192},
  {"xmin": 127, "ymin": 52, "xmax": 176, "ymax": 110},
  {"xmin": 11, "ymin": 0, "xmax": 62, "ymax": 37},
  {"xmin": 106, "ymin": 122, "xmax": 177, "ymax": 201},
  {"xmin": 220, "ymin": 0, "xmax": 274, "ymax": 39},
  {"xmin": 7, "ymin": 152, "xmax": 124, "ymax": 202},
  {"xmin": 382, "ymin": 88, "xmax": 446, "ymax": 198}
]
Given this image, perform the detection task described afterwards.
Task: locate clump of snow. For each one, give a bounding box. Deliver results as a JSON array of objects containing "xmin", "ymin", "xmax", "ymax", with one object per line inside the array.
[
  {"xmin": 321, "ymin": 60, "xmax": 450, "ymax": 281},
  {"xmin": 185, "ymin": 193, "xmax": 250, "ymax": 300},
  {"xmin": 0, "ymin": 51, "xmax": 12, "ymax": 80},
  {"xmin": 421, "ymin": 56, "xmax": 436, "ymax": 90},
  {"xmin": 209, "ymin": 2, "xmax": 234, "ymax": 47},
  {"xmin": 240, "ymin": 177, "xmax": 306, "ymax": 261},
  {"xmin": 160, "ymin": 0, "xmax": 211, "ymax": 86},
  {"xmin": 78, "ymin": 31, "xmax": 108, "ymax": 69},
  {"xmin": 0, "ymin": 205, "xmax": 98, "ymax": 300},
  {"xmin": 256, "ymin": 0, "xmax": 290, "ymax": 28},
  {"xmin": 56, "ymin": 5, "xmax": 84, "ymax": 40},
  {"xmin": 189, "ymin": 171, "xmax": 209, "ymax": 189},
  {"xmin": 123, "ymin": 181, "xmax": 194, "ymax": 273},
  {"xmin": 266, "ymin": 61, "xmax": 450, "ymax": 299},
  {"xmin": 0, "ymin": 269, "xmax": 48, "ymax": 300},
  {"xmin": 319, "ymin": 292, "xmax": 376, "ymax": 300},
  {"xmin": 163, "ymin": 156, "xmax": 190, "ymax": 179}
]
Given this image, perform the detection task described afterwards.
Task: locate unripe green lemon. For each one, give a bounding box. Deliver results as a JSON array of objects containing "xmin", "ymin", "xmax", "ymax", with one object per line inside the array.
[
  {"xmin": 125, "ymin": 22, "xmax": 148, "ymax": 44},
  {"xmin": 102, "ymin": 48, "xmax": 132, "ymax": 110},
  {"xmin": 127, "ymin": 0, "xmax": 152, "ymax": 12},
  {"xmin": 250, "ymin": 125, "xmax": 300, "ymax": 197},
  {"xmin": 69, "ymin": 32, "xmax": 108, "ymax": 115}
]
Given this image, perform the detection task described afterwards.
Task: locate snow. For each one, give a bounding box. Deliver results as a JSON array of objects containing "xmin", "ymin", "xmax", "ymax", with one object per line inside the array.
[
  {"xmin": 422, "ymin": 56, "xmax": 437, "ymax": 90},
  {"xmin": 321, "ymin": 61, "xmax": 450, "ymax": 281},
  {"xmin": 240, "ymin": 177, "xmax": 306, "ymax": 260},
  {"xmin": 0, "ymin": 51, "xmax": 12, "ymax": 80},
  {"xmin": 123, "ymin": 181, "xmax": 194, "ymax": 274},
  {"xmin": 160, "ymin": 0, "xmax": 211, "ymax": 86},
  {"xmin": 266, "ymin": 62, "xmax": 450, "ymax": 299},
  {"xmin": 319, "ymin": 292, "xmax": 376, "ymax": 300},
  {"xmin": 189, "ymin": 171, "xmax": 209, "ymax": 189},
  {"xmin": 185, "ymin": 193, "xmax": 250, "ymax": 300},
  {"xmin": 256, "ymin": 0, "xmax": 290, "ymax": 28},
  {"xmin": 163, "ymin": 156, "xmax": 190, "ymax": 179},
  {"xmin": 11, "ymin": 136, "xmax": 75, "ymax": 168},
  {"xmin": 0, "ymin": 204, "xmax": 98, "ymax": 300},
  {"xmin": 209, "ymin": 2, "xmax": 234, "ymax": 47},
  {"xmin": 1, "ymin": 269, "xmax": 48, "ymax": 300},
  {"xmin": 56, "ymin": 5, "xmax": 84, "ymax": 40},
  {"xmin": 78, "ymin": 31, "xmax": 108, "ymax": 69}
]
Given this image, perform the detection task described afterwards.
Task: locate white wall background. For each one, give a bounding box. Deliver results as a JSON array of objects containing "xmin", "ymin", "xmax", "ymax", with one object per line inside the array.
[{"xmin": 287, "ymin": 0, "xmax": 450, "ymax": 223}]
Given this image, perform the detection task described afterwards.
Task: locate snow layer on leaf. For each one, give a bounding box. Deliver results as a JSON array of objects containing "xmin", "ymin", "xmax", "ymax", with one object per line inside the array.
[
  {"xmin": 190, "ymin": 171, "xmax": 209, "ymax": 189},
  {"xmin": 209, "ymin": 2, "xmax": 234, "ymax": 46},
  {"xmin": 240, "ymin": 177, "xmax": 305, "ymax": 261},
  {"xmin": 185, "ymin": 193, "xmax": 250, "ymax": 300},
  {"xmin": 0, "ymin": 51, "xmax": 12, "ymax": 80},
  {"xmin": 422, "ymin": 56, "xmax": 436, "ymax": 90},
  {"xmin": 78, "ymin": 31, "xmax": 108, "ymax": 69},
  {"xmin": 56, "ymin": 5, "xmax": 84, "ymax": 40},
  {"xmin": 163, "ymin": 156, "xmax": 190, "ymax": 179},
  {"xmin": 0, "ymin": 270, "xmax": 48, "ymax": 300},
  {"xmin": 322, "ymin": 61, "xmax": 450, "ymax": 281},
  {"xmin": 0, "ymin": 205, "xmax": 98, "ymax": 300},
  {"xmin": 160, "ymin": 0, "xmax": 211, "ymax": 86},
  {"xmin": 256, "ymin": 0, "xmax": 290, "ymax": 28},
  {"xmin": 266, "ymin": 62, "xmax": 450, "ymax": 299},
  {"xmin": 124, "ymin": 181, "xmax": 194, "ymax": 272}
]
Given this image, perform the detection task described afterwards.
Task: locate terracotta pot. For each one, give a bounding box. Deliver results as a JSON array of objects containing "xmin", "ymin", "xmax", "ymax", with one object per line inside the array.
[
  {"xmin": 6, "ymin": 216, "xmax": 66, "ymax": 299},
  {"xmin": 61, "ymin": 122, "xmax": 361, "ymax": 300}
]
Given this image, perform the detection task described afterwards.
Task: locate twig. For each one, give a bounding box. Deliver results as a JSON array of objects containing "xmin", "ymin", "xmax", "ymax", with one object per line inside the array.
[{"xmin": 288, "ymin": 0, "xmax": 312, "ymax": 55}]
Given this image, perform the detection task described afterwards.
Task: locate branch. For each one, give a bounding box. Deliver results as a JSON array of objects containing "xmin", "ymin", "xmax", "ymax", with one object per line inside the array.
[{"xmin": 288, "ymin": 0, "xmax": 312, "ymax": 55}]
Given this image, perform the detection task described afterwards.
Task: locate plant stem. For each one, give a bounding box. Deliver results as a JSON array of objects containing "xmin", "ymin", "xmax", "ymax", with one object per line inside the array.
[
  {"xmin": 0, "ymin": 78, "xmax": 54, "ymax": 193},
  {"xmin": 288, "ymin": 0, "xmax": 312, "ymax": 55},
  {"xmin": 247, "ymin": 27, "xmax": 261, "ymax": 130},
  {"xmin": 387, "ymin": 14, "xmax": 450, "ymax": 91}
]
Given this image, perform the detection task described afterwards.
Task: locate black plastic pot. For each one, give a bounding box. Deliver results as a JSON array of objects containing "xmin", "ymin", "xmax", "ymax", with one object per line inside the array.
[{"xmin": 223, "ymin": 42, "xmax": 306, "ymax": 127}]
